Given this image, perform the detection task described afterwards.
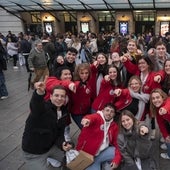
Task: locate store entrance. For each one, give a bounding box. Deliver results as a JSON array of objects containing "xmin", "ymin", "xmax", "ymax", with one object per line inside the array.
[
  {"xmin": 99, "ymin": 21, "xmax": 115, "ymax": 32},
  {"xmin": 65, "ymin": 22, "xmax": 77, "ymax": 35},
  {"xmin": 135, "ymin": 21, "xmax": 155, "ymax": 35},
  {"xmin": 29, "ymin": 24, "xmax": 43, "ymax": 37}
]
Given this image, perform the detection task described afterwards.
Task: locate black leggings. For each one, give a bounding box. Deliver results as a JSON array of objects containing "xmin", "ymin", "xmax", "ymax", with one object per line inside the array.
[
  {"xmin": 12, "ymin": 54, "xmax": 18, "ymax": 66},
  {"xmin": 151, "ymin": 117, "xmax": 155, "ymax": 129}
]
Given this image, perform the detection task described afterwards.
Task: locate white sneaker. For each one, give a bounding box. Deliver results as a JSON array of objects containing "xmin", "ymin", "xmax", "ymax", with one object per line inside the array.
[
  {"xmin": 13, "ymin": 66, "xmax": 19, "ymax": 69},
  {"xmin": 160, "ymin": 137, "xmax": 165, "ymax": 143},
  {"xmin": 0, "ymin": 96, "xmax": 8, "ymax": 100},
  {"xmin": 160, "ymin": 153, "xmax": 170, "ymax": 159},
  {"xmin": 47, "ymin": 158, "xmax": 61, "ymax": 167},
  {"xmin": 160, "ymin": 143, "xmax": 167, "ymax": 150}
]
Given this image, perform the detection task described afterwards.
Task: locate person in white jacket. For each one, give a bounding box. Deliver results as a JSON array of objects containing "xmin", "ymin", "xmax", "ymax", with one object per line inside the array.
[{"xmin": 7, "ymin": 36, "xmax": 18, "ymax": 69}]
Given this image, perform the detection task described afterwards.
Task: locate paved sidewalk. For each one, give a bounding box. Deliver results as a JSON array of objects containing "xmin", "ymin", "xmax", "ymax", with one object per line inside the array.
[{"xmin": 0, "ymin": 61, "xmax": 170, "ymax": 169}]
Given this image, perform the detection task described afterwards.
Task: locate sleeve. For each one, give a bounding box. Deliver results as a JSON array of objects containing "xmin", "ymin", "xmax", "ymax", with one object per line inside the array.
[
  {"xmin": 123, "ymin": 59, "xmax": 139, "ymax": 75},
  {"xmin": 90, "ymin": 64, "xmax": 98, "ymax": 74},
  {"xmin": 155, "ymin": 70, "xmax": 166, "ymax": 82},
  {"xmin": 136, "ymin": 123, "xmax": 153, "ymax": 159},
  {"xmin": 46, "ymin": 78, "xmax": 74, "ymax": 93},
  {"xmin": 28, "ymin": 50, "xmax": 35, "ymax": 68},
  {"xmin": 117, "ymin": 134, "xmax": 135, "ymax": 165},
  {"xmin": 99, "ymin": 78, "xmax": 110, "ymax": 93},
  {"xmin": 156, "ymin": 112, "xmax": 170, "ymax": 138},
  {"xmin": 120, "ymin": 88, "xmax": 130, "ymax": 96},
  {"xmin": 83, "ymin": 113, "xmax": 98, "ymax": 124},
  {"xmin": 110, "ymin": 124, "xmax": 122, "ymax": 165},
  {"xmin": 30, "ymin": 90, "xmax": 46, "ymax": 117},
  {"xmin": 161, "ymin": 98, "xmax": 170, "ymax": 113},
  {"xmin": 137, "ymin": 122, "xmax": 151, "ymax": 139}
]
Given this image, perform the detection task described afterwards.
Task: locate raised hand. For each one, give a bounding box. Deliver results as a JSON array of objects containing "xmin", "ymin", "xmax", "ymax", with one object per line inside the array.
[
  {"xmin": 114, "ymin": 88, "xmax": 122, "ymax": 96},
  {"xmin": 140, "ymin": 126, "xmax": 149, "ymax": 135},
  {"xmin": 120, "ymin": 55, "xmax": 128, "ymax": 63},
  {"xmin": 81, "ymin": 118, "xmax": 90, "ymax": 127},
  {"xmin": 154, "ymin": 75, "xmax": 161, "ymax": 83},
  {"xmin": 159, "ymin": 107, "xmax": 167, "ymax": 115},
  {"xmin": 35, "ymin": 76, "xmax": 48, "ymax": 94},
  {"xmin": 104, "ymin": 75, "xmax": 110, "ymax": 81},
  {"xmin": 147, "ymin": 48, "xmax": 155, "ymax": 57},
  {"xmin": 93, "ymin": 60, "xmax": 99, "ymax": 68},
  {"xmin": 69, "ymin": 83, "xmax": 76, "ymax": 93}
]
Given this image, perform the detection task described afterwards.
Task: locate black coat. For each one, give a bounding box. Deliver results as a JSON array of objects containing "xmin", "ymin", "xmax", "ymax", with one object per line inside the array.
[
  {"xmin": 22, "ymin": 91, "xmax": 68, "ymax": 154},
  {"xmin": 0, "ymin": 45, "xmax": 7, "ymax": 71}
]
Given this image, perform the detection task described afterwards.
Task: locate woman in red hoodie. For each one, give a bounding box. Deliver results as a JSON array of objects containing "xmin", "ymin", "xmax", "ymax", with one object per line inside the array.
[
  {"xmin": 121, "ymin": 55, "xmax": 161, "ymax": 139},
  {"xmin": 154, "ymin": 58, "xmax": 170, "ymax": 95},
  {"xmin": 91, "ymin": 65, "xmax": 122, "ymax": 112},
  {"xmin": 114, "ymin": 75, "xmax": 150, "ymax": 121},
  {"xmin": 70, "ymin": 63, "xmax": 93, "ymax": 129},
  {"xmin": 150, "ymin": 88, "xmax": 170, "ymax": 159}
]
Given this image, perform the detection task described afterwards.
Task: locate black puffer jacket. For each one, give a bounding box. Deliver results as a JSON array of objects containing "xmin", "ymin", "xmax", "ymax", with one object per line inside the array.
[{"xmin": 22, "ymin": 91, "xmax": 68, "ymax": 154}]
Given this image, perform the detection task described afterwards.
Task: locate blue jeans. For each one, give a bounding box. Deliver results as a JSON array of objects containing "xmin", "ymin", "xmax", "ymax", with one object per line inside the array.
[
  {"xmin": 165, "ymin": 121, "xmax": 170, "ymax": 157},
  {"xmin": 166, "ymin": 142, "xmax": 170, "ymax": 157},
  {"xmin": 0, "ymin": 72, "xmax": 8, "ymax": 97},
  {"xmin": 86, "ymin": 146, "xmax": 115, "ymax": 170}
]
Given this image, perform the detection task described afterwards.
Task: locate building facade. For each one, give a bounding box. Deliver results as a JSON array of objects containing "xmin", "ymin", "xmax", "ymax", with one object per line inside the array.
[{"xmin": 0, "ymin": 9, "xmax": 170, "ymax": 37}]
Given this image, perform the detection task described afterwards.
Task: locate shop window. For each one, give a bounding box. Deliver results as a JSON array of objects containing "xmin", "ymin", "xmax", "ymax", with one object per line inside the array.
[
  {"xmin": 81, "ymin": 22, "xmax": 89, "ymax": 33},
  {"xmin": 31, "ymin": 12, "xmax": 41, "ymax": 23}
]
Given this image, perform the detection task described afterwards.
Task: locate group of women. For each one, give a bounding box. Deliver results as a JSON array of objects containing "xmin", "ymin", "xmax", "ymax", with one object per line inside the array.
[{"xmin": 45, "ymin": 37, "xmax": 170, "ymax": 169}]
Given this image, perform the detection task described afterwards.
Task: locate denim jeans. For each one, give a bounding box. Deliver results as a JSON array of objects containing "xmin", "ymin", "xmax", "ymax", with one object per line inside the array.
[
  {"xmin": 165, "ymin": 122, "xmax": 170, "ymax": 157},
  {"xmin": 86, "ymin": 146, "xmax": 115, "ymax": 170},
  {"xmin": 0, "ymin": 72, "xmax": 8, "ymax": 97},
  {"xmin": 166, "ymin": 141, "xmax": 170, "ymax": 157}
]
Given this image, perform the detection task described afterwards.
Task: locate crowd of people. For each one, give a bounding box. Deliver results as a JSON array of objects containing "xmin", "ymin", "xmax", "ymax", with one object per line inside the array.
[{"xmin": 1, "ymin": 30, "xmax": 170, "ymax": 169}]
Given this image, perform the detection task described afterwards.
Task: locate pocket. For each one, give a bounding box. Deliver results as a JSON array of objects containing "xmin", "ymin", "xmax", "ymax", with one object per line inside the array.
[{"xmin": 31, "ymin": 128, "xmax": 54, "ymax": 147}]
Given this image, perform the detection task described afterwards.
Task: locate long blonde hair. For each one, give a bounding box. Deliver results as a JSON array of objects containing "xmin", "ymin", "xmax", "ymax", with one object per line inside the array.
[
  {"xmin": 73, "ymin": 63, "xmax": 91, "ymax": 81},
  {"xmin": 150, "ymin": 88, "xmax": 168, "ymax": 117}
]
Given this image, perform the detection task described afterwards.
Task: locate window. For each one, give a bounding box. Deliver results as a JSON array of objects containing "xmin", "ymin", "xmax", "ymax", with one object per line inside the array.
[
  {"xmin": 31, "ymin": 12, "xmax": 41, "ymax": 23},
  {"xmin": 134, "ymin": 11, "xmax": 155, "ymax": 21}
]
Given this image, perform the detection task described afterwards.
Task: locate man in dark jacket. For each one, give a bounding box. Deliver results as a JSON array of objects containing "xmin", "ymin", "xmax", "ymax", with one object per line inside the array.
[
  {"xmin": 64, "ymin": 47, "xmax": 78, "ymax": 73},
  {"xmin": 20, "ymin": 33, "xmax": 31, "ymax": 72},
  {"xmin": 0, "ymin": 41, "xmax": 8, "ymax": 99},
  {"xmin": 22, "ymin": 77, "xmax": 72, "ymax": 170}
]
